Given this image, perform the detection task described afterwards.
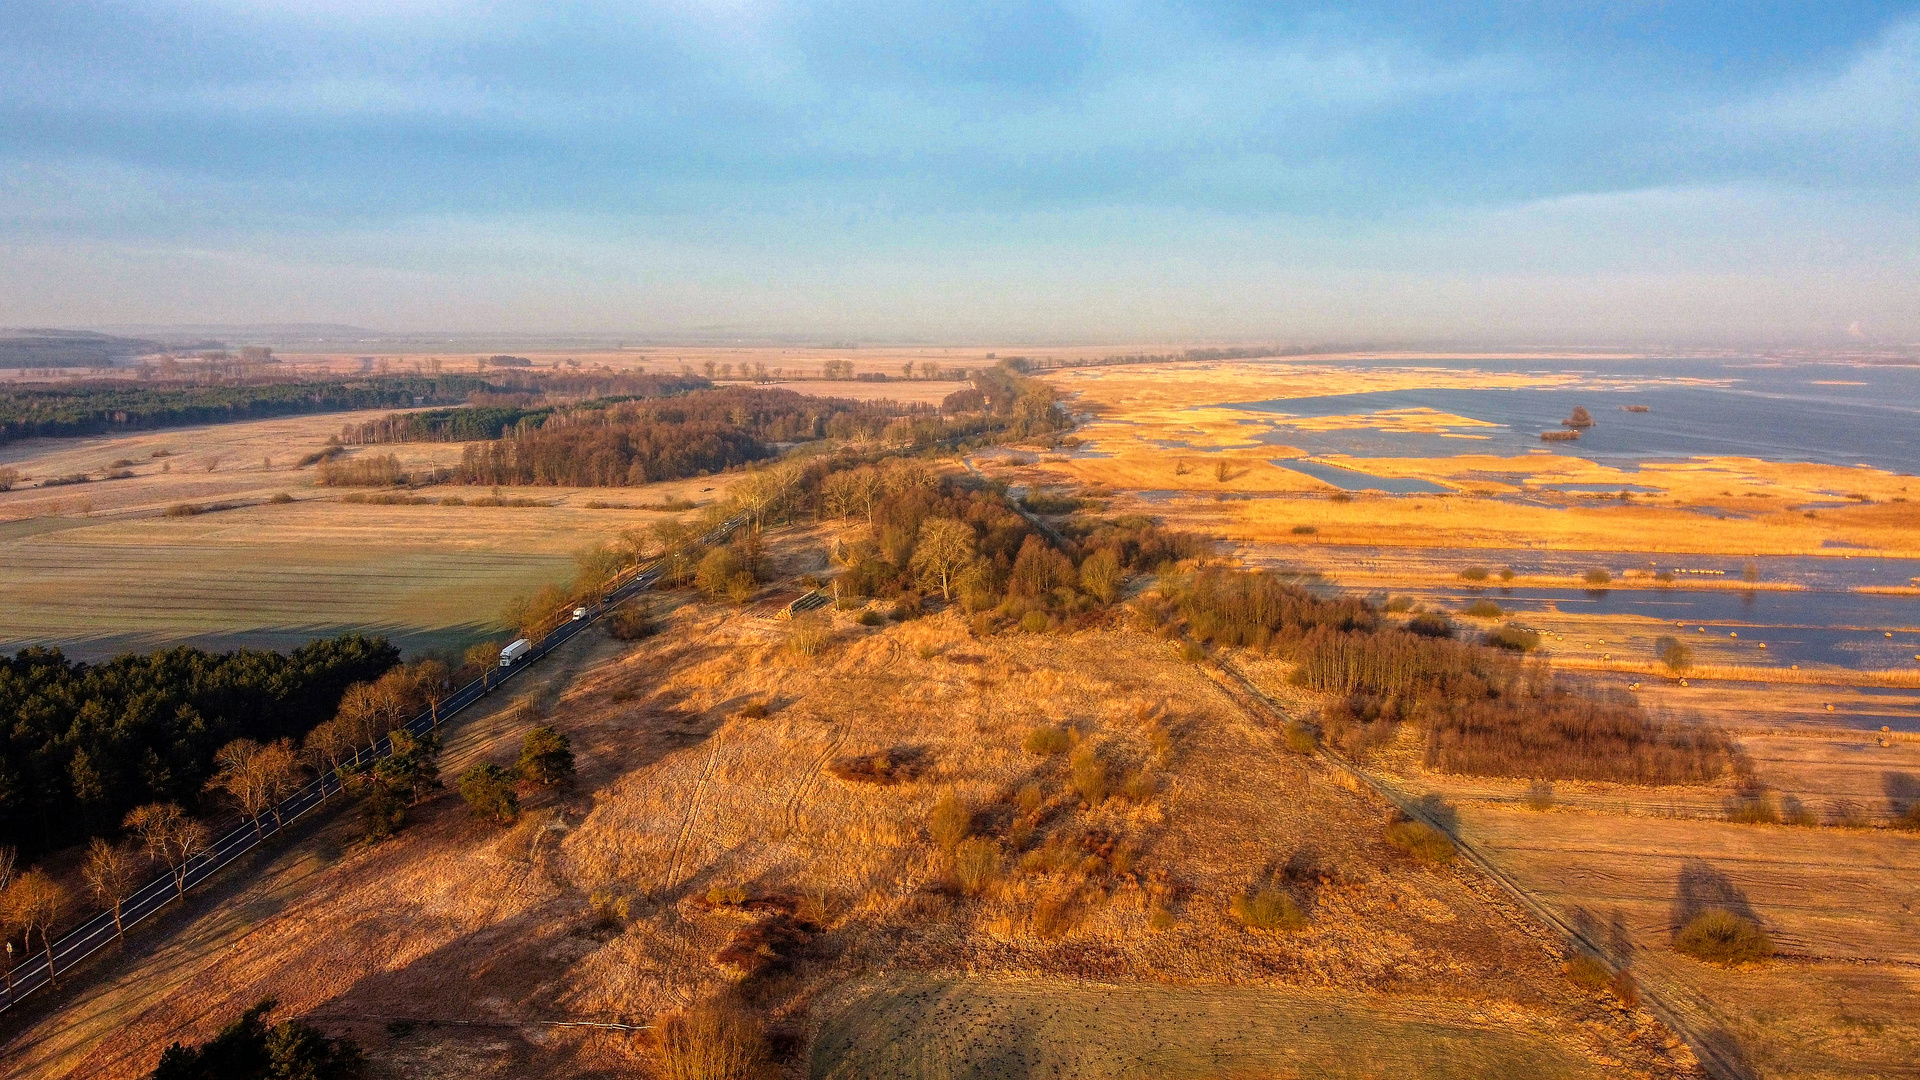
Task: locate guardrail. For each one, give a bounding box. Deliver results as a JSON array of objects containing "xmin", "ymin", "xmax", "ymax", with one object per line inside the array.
[{"xmin": 0, "ymin": 513, "xmax": 745, "ymax": 1015}]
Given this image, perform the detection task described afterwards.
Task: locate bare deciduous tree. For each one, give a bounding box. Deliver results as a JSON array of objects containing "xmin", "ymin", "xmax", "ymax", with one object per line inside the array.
[
  {"xmin": 304, "ymin": 717, "xmax": 358, "ymax": 797},
  {"xmin": 209, "ymin": 739, "xmax": 277, "ymax": 836},
  {"xmin": 1, "ymin": 870, "xmax": 69, "ymax": 976},
  {"xmin": 82, "ymin": 838, "xmax": 141, "ymax": 937},
  {"xmin": 910, "ymin": 518, "xmax": 977, "ymax": 601},
  {"xmin": 124, "ymin": 803, "xmax": 209, "ymax": 899}
]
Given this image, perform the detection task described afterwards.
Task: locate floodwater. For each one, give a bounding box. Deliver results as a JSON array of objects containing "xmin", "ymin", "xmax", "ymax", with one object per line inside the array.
[
  {"xmin": 1225, "ymin": 356, "xmax": 1920, "ymax": 474},
  {"xmin": 1406, "ymin": 585, "xmax": 1919, "ymax": 672}
]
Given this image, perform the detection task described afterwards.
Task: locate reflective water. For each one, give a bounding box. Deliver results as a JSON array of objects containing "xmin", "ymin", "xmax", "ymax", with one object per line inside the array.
[{"xmin": 1226, "ymin": 357, "xmax": 1920, "ymax": 473}]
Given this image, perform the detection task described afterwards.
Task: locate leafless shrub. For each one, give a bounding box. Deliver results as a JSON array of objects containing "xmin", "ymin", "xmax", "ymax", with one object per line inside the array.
[
  {"xmin": 953, "ymin": 837, "xmax": 1000, "ymax": 895},
  {"xmin": 655, "ymin": 1004, "xmax": 771, "ymax": 1080}
]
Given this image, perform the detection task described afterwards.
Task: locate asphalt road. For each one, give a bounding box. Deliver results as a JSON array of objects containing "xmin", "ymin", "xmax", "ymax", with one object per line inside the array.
[{"xmin": 0, "ymin": 513, "xmax": 744, "ymax": 1014}]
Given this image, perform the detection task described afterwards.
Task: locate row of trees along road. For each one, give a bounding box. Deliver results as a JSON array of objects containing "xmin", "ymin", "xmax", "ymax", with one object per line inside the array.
[{"xmin": 0, "ymin": 655, "xmax": 462, "ymax": 986}]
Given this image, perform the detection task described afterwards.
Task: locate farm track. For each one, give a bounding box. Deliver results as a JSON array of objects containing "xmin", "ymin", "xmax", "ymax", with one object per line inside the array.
[
  {"xmin": 776, "ymin": 730, "xmax": 846, "ymax": 841},
  {"xmin": 659, "ymin": 735, "xmax": 723, "ymax": 896},
  {"xmin": 1208, "ymin": 655, "xmax": 1758, "ymax": 1080}
]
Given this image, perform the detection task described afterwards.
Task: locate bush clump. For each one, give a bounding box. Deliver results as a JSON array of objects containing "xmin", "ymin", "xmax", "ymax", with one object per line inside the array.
[
  {"xmin": 1655, "ymin": 635, "xmax": 1693, "ymax": 675},
  {"xmin": 1459, "ymin": 566, "xmax": 1490, "ymax": 582},
  {"xmin": 1282, "ymin": 723, "xmax": 1317, "ymax": 755},
  {"xmin": 953, "ymin": 837, "xmax": 1001, "ymax": 895},
  {"xmin": 1584, "ymin": 567, "xmax": 1613, "ymax": 585},
  {"xmin": 1673, "ymin": 910, "xmax": 1771, "ymax": 966},
  {"xmin": 1385, "ymin": 819, "xmax": 1456, "ymax": 866},
  {"xmin": 1463, "ymin": 599, "xmax": 1503, "ymax": 619},
  {"xmin": 929, "ymin": 793, "xmax": 971, "ymax": 852},
  {"xmin": 1563, "ymin": 953, "xmax": 1612, "ymax": 991},
  {"xmin": 1484, "ymin": 623, "xmax": 1540, "ymax": 652},
  {"xmin": 1069, "ymin": 746, "xmax": 1108, "ymax": 806},
  {"xmin": 1023, "ymin": 725, "xmax": 1071, "ymax": 756},
  {"xmin": 1230, "ymin": 887, "xmax": 1307, "ymax": 933},
  {"xmin": 1405, "ymin": 613, "xmax": 1454, "ymax": 639},
  {"xmin": 655, "ymin": 1004, "xmax": 771, "ymax": 1080}
]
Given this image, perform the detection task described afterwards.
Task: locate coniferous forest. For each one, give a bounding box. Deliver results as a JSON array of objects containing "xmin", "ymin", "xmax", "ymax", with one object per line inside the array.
[{"xmin": 0, "ymin": 635, "xmax": 399, "ymax": 857}]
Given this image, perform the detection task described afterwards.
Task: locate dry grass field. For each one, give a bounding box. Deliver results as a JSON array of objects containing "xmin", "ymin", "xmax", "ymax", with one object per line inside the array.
[
  {"xmin": 0, "ymin": 411, "xmax": 740, "ymax": 658},
  {"xmin": 0, "ymin": 525, "xmax": 1701, "ymax": 1079},
  {"xmin": 811, "ymin": 975, "xmax": 1619, "ymax": 1080}
]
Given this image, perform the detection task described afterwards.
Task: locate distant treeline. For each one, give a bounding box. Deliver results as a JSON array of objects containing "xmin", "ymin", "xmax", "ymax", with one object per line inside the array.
[
  {"xmin": 1150, "ymin": 569, "xmax": 1731, "ymax": 785},
  {"xmin": 1014, "ymin": 345, "xmax": 1355, "ymax": 372},
  {"xmin": 0, "ymin": 635, "xmax": 400, "ymax": 858},
  {"xmin": 0, "ymin": 376, "xmax": 492, "ymax": 445},
  {"xmin": 453, "ymin": 388, "xmax": 916, "ymax": 487},
  {"xmin": 339, "ymin": 374, "xmax": 708, "ymax": 444},
  {"xmin": 326, "ymin": 364, "xmax": 1071, "ymax": 489}
]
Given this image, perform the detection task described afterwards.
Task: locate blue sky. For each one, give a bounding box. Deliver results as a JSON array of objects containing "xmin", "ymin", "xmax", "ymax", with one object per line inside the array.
[{"xmin": 2, "ymin": 1, "xmax": 1917, "ymax": 342}]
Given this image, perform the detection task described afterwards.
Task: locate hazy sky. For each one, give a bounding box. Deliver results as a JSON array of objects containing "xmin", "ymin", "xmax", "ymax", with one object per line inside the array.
[{"xmin": 3, "ymin": 1, "xmax": 1918, "ymax": 343}]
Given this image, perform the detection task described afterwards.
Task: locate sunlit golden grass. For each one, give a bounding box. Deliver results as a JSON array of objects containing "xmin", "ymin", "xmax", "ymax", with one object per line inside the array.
[{"xmin": 12, "ymin": 584, "xmax": 1698, "ymax": 1080}]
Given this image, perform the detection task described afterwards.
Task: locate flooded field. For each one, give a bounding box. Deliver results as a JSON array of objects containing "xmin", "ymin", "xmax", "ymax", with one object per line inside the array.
[{"xmin": 1227, "ymin": 357, "xmax": 1920, "ymax": 474}]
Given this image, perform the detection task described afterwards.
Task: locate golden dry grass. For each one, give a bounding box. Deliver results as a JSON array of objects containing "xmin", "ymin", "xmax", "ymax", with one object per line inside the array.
[{"xmin": 2, "ymin": 557, "xmax": 1698, "ymax": 1079}]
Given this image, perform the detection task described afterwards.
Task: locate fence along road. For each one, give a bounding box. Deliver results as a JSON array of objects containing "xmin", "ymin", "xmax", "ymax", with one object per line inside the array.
[{"xmin": 0, "ymin": 513, "xmax": 745, "ymax": 1016}]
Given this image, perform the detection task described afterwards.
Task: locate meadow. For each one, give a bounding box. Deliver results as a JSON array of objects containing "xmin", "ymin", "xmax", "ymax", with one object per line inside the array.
[
  {"xmin": 0, "ymin": 409, "xmax": 739, "ymax": 659},
  {"xmin": 0, "ymin": 521, "xmax": 1698, "ymax": 1080}
]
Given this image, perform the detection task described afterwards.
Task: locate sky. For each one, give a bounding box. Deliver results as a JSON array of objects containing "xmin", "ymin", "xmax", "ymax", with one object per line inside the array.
[{"xmin": 2, "ymin": 1, "xmax": 1917, "ymax": 344}]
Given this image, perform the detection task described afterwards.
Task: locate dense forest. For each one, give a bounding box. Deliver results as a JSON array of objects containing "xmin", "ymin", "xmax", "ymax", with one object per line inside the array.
[
  {"xmin": 0, "ymin": 376, "xmax": 492, "ymax": 445},
  {"xmin": 338, "ymin": 373, "xmax": 708, "ymax": 444},
  {"xmin": 0, "ymin": 635, "xmax": 400, "ymax": 857},
  {"xmin": 448, "ymin": 388, "xmax": 927, "ymax": 487},
  {"xmin": 328, "ymin": 363, "xmax": 1072, "ymax": 489}
]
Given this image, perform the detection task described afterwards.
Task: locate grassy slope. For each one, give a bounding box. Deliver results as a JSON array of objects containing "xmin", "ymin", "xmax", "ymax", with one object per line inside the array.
[{"xmin": 0, "ymin": 554, "xmax": 1692, "ymax": 1079}]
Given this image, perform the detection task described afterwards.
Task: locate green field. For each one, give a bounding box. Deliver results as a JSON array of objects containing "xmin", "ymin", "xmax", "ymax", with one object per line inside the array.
[{"xmin": 0, "ymin": 501, "xmax": 589, "ymax": 660}]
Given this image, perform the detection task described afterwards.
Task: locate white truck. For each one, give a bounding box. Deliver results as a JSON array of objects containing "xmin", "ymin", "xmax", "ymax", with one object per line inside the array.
[
  {"xmin": 572, "ymin": 606, "xmax": 588, "ymax": 620},
  {"xmin": 499, "ymin": 638, "xmax": 533, "ymax": 666}
]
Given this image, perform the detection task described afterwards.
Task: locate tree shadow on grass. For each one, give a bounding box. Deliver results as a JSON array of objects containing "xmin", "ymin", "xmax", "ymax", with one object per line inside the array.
[
  {"xmin": 1672, "ymin": 858, "xmax": 1759, "ymax": 930},
  {"xmin": 1882, "ymin": 771, "xmax": 1919, "ymax": 817}
]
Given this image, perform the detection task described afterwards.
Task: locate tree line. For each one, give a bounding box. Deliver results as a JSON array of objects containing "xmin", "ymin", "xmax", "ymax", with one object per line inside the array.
[
  {"xmin": 0, "ymin": 376, "xmax": 492, "ymax": 445},
  {"xmin": 445, "ymin": 388, "xmax": 928, "ymax": 487},
  {"xmin": 337, "ymin": 372, "xmax": 711, "ymax": 444},
  {"xmin": 0, "ymin": 635, "xmax": 400, "ymax": 859},
  {"xmin": 1141, "ymin": 568, "xmax": 1730, "ymax": 785}
]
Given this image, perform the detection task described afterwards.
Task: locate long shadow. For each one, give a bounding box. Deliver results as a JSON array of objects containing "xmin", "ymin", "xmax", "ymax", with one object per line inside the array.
[
  {"xmin": 1672, "ymin": 858, "xmax": 1759, "ymax": 929},
  {"xmin": 0, "ymin": 803, "xmax": 350, "ymax": 1070},
  {"xmin": 1882, "ymin": 771, "xmax": 1919, "ymax": 817}
]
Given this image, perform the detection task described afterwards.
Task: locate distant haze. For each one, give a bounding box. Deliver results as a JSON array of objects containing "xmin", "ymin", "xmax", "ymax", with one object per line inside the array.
[{"xmin": 2, "ymin": 2, "xmax": 1917, "ymax": 347}]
